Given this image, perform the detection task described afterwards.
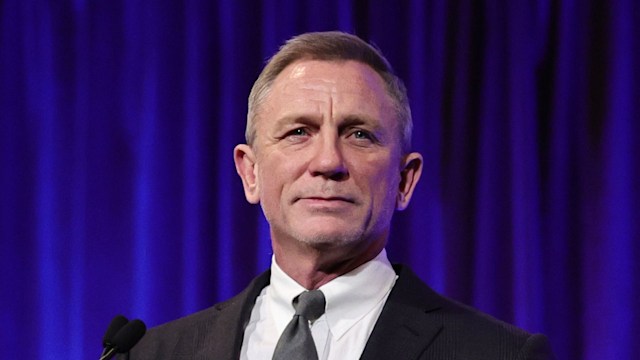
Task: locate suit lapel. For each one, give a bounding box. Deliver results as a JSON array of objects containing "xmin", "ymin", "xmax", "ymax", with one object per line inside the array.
[
  {"xmin": 187, "ymin": 266, "xmax": 443, "ymax": 359},
  {"xmin": 360, "ymin": 266, "xmax": 444, "ymax": 360},
  {"xmin": 192, "ymin": 270, "xmax": 271, "ymax": 359}
]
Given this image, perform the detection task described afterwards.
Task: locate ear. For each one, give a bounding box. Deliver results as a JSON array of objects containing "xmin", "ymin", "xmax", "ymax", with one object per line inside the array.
[
  {"xmin": 234, "ymin": 144, "xmax": 260, "ymax": 204},
  {"xmin": 396, "ymin": 152, "xmax": 423, "ymax": 211}
]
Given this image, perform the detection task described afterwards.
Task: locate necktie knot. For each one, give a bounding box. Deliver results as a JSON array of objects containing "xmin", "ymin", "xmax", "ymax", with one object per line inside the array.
[
  {"xmin": 272, "ymin": 290, "xmax": 326, "ymax": 360},
  {"xmin": 293, "ymin": 290, "xmax": 326, "ymax": 321}
]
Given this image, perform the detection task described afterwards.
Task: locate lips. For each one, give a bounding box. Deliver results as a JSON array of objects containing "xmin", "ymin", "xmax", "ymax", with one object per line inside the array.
[
  {"xmin": 293, "ymin": 195, "xmax": 357, "ymax": 212},
  {"xmin": 295, "ymin": 198, "xmax": 354, "ymax": 214},
  {"xmin": 305, "ymin": 196, "xmax": 354, "ymax": 202},
  {"xmin": 294, "ymin": 195, "xmax": 355, "ymax": 203}
]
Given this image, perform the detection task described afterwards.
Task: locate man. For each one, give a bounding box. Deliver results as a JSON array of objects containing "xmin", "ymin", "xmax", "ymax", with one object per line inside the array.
[{"xmin": 123, "ymin": 31, "xmax": 555, "ymax": 359}]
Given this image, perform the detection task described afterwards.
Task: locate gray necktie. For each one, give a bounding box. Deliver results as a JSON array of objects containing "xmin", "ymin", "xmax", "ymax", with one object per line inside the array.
[{"xmin": 272, "ymin": 290, "xmax": 326, "ymax": 360}]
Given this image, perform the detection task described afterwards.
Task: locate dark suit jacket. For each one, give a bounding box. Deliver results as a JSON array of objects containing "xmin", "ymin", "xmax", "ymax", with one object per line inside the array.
[{"xmin": 121, "ymin": 265, "xmax": 555, "ymax": 359}]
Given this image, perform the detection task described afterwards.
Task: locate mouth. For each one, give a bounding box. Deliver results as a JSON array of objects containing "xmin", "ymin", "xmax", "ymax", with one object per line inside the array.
[
  {"xmin": 296, "ymin": 195, "xmax": 355, "ymax": 202},
  {"xmin": 294, "ymin": 196, "xmax": 356, "ymax": 208}
]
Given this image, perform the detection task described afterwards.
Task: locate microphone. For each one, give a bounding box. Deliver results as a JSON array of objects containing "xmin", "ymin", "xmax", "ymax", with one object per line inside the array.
[
  {"xmin": 102, "ymin": 315, "xmax": 129, "ymax": 351},
  {"xmin": 111, "ymin": 320, "xmax": 146, "ymax": 352},
  {"xmin": 100, "ymin": 316, "xmax": 146, "ymax": 360}
]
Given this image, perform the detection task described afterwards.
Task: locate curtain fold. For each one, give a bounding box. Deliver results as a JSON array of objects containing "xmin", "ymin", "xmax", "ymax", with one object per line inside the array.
[{"xmin": 1, "ymin": 1, "xmax": 638, "ymax": 359}]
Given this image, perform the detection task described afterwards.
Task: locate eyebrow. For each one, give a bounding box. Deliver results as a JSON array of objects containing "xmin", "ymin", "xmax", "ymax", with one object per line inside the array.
[
  {"xmin": 273, "ymin": 114, "xmax": 322, "ymax": 131},
  {"xmin": 274, "ymin": 113, "xmax": 382, "ymax": 128},
  {"xmin": 339, "ymin": 114, "xmax": 380, "ymax": 127}
]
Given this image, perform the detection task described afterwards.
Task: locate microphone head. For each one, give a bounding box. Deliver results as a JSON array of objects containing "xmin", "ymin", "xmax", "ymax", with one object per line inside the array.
[
  {"xmin": 112, "ymin": 319, "xmax": 146, "ymax": 352},
  {"xmin": 102, "ymin": 315, "xmax": 129, "ymax": 347}
]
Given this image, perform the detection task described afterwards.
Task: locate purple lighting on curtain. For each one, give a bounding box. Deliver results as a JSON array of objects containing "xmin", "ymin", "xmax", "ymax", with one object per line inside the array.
[
  {"xmin": 505, "ymin": 0, "xmax": 545, "ymax": 332},
  {"xmin": 181, "ymin": 0, "xmax": 202, "ymax": 316},
  {"xmin": 1, "ymin": 1, "xmax": 639, "ymax": 359},
  {"xmin": 216, "ymin": 0, "xmax": 237, "ymax": 304},
  {"xmin": 583, "ymin": 1, "xmax": 637, "ymax": 358}
]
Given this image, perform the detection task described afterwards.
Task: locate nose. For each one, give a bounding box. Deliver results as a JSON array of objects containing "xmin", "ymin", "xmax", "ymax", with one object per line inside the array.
[{"xmin": 308, "ymin": 134, "xmax": 348, "ymax": 181}]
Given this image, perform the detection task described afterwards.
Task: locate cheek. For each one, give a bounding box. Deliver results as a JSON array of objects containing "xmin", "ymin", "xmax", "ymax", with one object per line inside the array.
[
  {"xmin": 258, "ymin": 166, "xmax": 280, "ymax": 202},
  {"xmin": 257, "ymin": 155, "xmax": 300, "ymax": 205},
  {"xmin": 257, "ymin": 170, "xmax": 283, "ymax": 222},
  {"xmin": 371, "ymin": 161, "xmax": 401, "ymax": 202},
  {"xmin": 357, "ymin": 160, "xmax": 399, "ymax": 198},
  {"xmin": 378, "ymin": 173, "xmax": 401, "ymax": 205},
  {"xmin": 364, "ymin": 151, "xmax": 399, "ymax": 182}
]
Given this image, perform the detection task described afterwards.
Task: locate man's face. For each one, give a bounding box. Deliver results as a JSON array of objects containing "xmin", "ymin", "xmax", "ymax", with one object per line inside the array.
[{"xmin": 235, "ymin": 60, "xmax": 421, "ymax": 255}]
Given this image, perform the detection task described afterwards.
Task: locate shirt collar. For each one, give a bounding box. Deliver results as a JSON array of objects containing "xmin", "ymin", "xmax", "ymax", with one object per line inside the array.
[
  {"xmin": 268, "ymin": 249, "xmax": 397, "ymax": 340},
  {"xmin": 268, "ymin": 256, "xmax": 309, "ymax": 333}
]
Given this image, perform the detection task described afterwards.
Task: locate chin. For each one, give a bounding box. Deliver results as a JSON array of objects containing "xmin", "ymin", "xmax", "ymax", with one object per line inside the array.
[{"xmin": 294, "ymin": 228, "xmax": 366, "ymax": 249}]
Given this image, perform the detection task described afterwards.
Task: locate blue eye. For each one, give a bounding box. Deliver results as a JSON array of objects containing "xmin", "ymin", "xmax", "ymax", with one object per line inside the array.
[
  {"xmin": 288, "ymin": 128, "xmax": 308, "ymax": 136},
  {"xmin": 353, "ymin": 130, "xmax": 372, "ymax": 140}
]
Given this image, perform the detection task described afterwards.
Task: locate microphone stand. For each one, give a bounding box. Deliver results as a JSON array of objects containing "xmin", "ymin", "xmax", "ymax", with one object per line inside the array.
[{"xmin": 99, "ymin": 347, "xmax": 117, "ymax": 360}]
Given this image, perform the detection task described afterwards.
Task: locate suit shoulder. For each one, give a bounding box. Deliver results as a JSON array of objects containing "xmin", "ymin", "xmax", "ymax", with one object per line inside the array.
[
  {"xmin": 149, "ymin": 291, "xmax": 246, "ymax": 334},
  {"xmin": 437, "ymin": 299, "xmax": 554, "ymax": 359},
  {"xmin": 122, "ymin": 300, "xmax": 231, "ymax": 359},
  {"xmin": 395, "ymin": 265, "xmax": 530, "ymax": 338},
  {"xmin": 124, "ymin": 271, "xmax": 271, "ymax": 359},
  {"xmin": 392, "ymin": 265, "xmax": 555, "ymax": 359},
  {"xmin": 439, "ymin": 294, "xmax": 530, "ymax": 337}
]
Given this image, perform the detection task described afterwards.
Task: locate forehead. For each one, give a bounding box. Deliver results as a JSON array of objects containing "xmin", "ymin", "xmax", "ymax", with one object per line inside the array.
[
  {"xmin": 274, "ymin": 60, "xmax": 386, "ymax": 95},
  {"xmin": 261, "ymin": 59, "xmax": 396, "ymax": 121}
]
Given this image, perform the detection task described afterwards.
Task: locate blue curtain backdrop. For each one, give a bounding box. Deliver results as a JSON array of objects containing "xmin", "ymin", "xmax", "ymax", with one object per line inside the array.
[{"xmin": 1, "ymin": 1, "xmax": 638, "ymax": 359}]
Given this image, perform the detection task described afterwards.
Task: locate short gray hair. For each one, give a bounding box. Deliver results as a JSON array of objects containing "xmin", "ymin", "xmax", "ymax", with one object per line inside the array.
[{"xmin": 246, "ymin": 31, "xmax": 413, "ymax": 153}]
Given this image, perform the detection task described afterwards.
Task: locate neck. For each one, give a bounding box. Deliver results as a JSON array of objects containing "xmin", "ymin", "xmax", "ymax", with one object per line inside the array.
[{"xmin": 273, "ymin": 238, "xmax": 385, "ymax": 290}]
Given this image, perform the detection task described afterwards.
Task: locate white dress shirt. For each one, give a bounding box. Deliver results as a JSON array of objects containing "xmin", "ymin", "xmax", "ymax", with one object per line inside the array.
[{"xmin": 240, "ymin": 249, "xmax": 397, "ymax": 360}]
